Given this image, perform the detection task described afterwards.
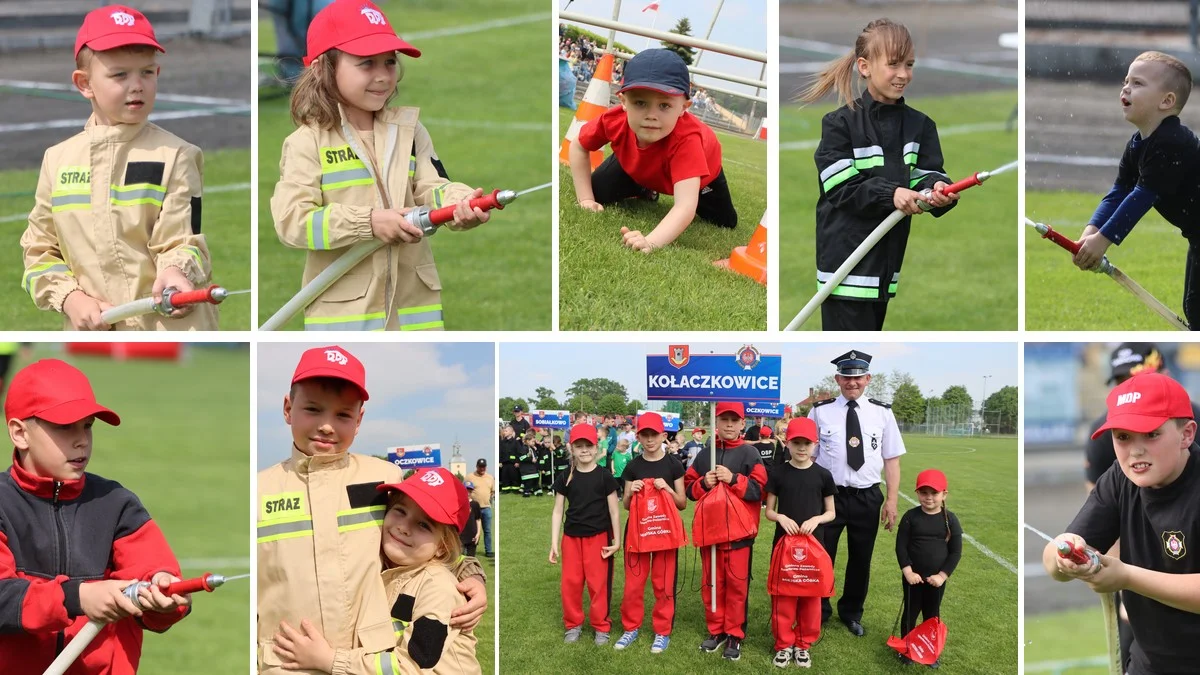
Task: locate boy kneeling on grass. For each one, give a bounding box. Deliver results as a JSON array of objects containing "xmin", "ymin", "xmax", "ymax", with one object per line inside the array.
[
  {"xmin": 1043, "ymin": 372, "xmax": 1200, "ymax": 674},
  {"xmin": 569, "ymin": 49, "xmax": 738, "ymax": 253}
]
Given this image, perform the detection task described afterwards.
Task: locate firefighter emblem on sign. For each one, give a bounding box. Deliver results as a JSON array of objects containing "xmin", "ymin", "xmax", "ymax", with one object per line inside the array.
[
  {"xmin": 669, "ymin": 345, "xmax": 690, "ymax": 368},
  {"xmin": 736, "ymin": 345, "xmax": 761, "ymax": 371}
]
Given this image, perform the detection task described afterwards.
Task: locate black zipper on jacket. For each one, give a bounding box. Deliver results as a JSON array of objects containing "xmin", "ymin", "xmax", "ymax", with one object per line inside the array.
[{"xmin": 53, "ymin": 480, "xmax": 67, "ymax": 656}]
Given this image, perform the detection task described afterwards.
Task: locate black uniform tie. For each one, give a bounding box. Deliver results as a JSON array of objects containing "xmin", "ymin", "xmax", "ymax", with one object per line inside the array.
[{"xmin": 846, "ymin": 400, "xmax": 864, "ymax": 471}]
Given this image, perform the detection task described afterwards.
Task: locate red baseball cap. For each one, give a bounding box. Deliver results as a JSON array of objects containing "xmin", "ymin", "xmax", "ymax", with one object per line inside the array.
[
  {"xmin": 75, "ymin": 5, "xmax": 164, "ymax": 59},
  {"xmin": 570, "ymin": 423, "xmax": 597, "ymax": 445},
  {"xmin": 1092, "ymin": 372, "xmax": 1194, "ymax": 439},
  {"xmin": 377, "ymin": 467, "xmax": 469, "ymax": 533},
  {"xmin": 637, "ymin": 412, "xmax": 665, "ymax": 433},
  {"xmin": 692, "ymin": 427, "xmax": 705, "ymax": 434},
  {"xmin": 715, "ymin": 402, "xmax": 745, "ymax": 419},
  {"xmin": 291, "ymin": 346, "xmax": 369, "ymax": 401},
  {"xmin": 785, "ymin": 417, "xmax": 817, "ymax": 442},
  {"xmin": 4, "ymin": 360, "xmax": 120, "ymax": 426},
  {"xmin": 304, "ymin": 0, "xmax": 421, "ymax": 67},
  {"xmin": 915, "ymin": 469, "xmax": 948, "ymax": 492}
]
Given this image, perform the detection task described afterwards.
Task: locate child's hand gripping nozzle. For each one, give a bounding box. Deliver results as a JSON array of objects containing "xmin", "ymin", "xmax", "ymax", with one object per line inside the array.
[
  {"xmin": 100, "ymin": 285, "xmax": 230, "ymax": 326},
  {"xmin": 42, "ymin": 573, "xmax": 242, "ymax": 675},
  {"xmin": 1056, "ymin": 538, "xmax": 1101, "ymax": 570},
  {"xmin": 410, "ymin": 189, "xmax": 516, "ymax": 236},
  {"xmin": 1055, "ymin": 539, "xmax": 1122, "ymax": 675}
]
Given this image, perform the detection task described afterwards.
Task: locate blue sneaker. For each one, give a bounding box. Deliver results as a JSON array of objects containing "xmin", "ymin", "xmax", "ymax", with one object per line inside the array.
[
  {"xmin": 651, "ymin": 634, "xmax": 670, "ymax": 653},
  {"xmin": 614, "ymin": 629, "xmax": 639, "ymax": 650}
]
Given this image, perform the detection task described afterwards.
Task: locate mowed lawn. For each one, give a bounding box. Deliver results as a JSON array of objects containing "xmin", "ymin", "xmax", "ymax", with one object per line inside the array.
[
  {"xmin": 1026, "ymin": 190, "xmax": 1191, "ymax": 330},
  {"xmin": 257, "ymin": 0, "xmax": 552, "ymax": 330},
  {"xmin": 499, "ymin": 435, "xmax": 1017, "ymax": 673},
  {"xmin": 4, "ymin": 345, "xmax": 250, "ymax": 674},
  {"xmin": 557, "ymin": 115, "xmax": 768, "ymax": 331},
  {"xmin": 1024, "ymin": 606, "xmax": 1114, "ymax": 674},
  {"xmin": 780, "ymin": 91, "xmax": 1018, "ymax": 330},
  {"xmin": 0, "ymin": 150, "xmax": 251, "ymax": 330}
]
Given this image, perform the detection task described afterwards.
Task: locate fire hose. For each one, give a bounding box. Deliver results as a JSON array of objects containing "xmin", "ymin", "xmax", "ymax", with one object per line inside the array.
[
  {"xmin": 1024, "ymin": 218, "xmax": 1189, "ymax": 331},
  {"xmin": 784, "ymin": 160, "xmax": 1018, "ymax": 331},
  {"xmin": 43, "ymin": 572, "xmax": 248, "ymax": 675},
  {"xmin": 260, "ymin": 183, "xmax": 552, "ymax": 331},
  {"xmin": 100, "ymin": 285, "xmax": 247, "ymax": 326}
]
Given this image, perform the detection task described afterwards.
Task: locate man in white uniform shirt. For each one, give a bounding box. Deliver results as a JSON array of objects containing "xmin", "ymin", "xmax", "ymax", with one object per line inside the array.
[{"xmin": 808, "ymin": 350, "xmax": 905, "ymax": 637}]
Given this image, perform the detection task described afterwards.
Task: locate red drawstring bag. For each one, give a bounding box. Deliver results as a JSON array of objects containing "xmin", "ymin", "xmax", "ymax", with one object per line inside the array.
[
  {"xmin": 627, "ymin": 482, "xmax": 687, "ymax": 552},
  {"xmin": 766, "ymin": 533, "xmax": 834, "ymax": 597},
  {"xmin": 887, "ymin": 617, "xmax": 947, "ymax": 665},
  {"xmin": 691, "ymin": 481, "xmax": 758, "ymax": 547}
]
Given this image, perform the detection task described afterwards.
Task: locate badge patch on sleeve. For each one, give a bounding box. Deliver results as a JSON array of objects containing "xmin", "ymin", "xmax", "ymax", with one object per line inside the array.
[
  {"xmin": 190, "ymin": 196, "xmax": 202, "ymax": 234},
  {"xmin": 408, "ymin": 616, "xmax": 449, "ymax": 668},
  {"xmin": 1163, "ymin": 531, "xmax": 1186, "ymax": 560},
  {"xmin": 260, "ymin": 491, "xmax": 306, "ymax": 520},
  {"xmin": 124, "ymin": 161, "xmax": 165, "ymax": 186},
  {"xmin": 346, "ymin": 481, "xmax": 386, "ymax": 509}
]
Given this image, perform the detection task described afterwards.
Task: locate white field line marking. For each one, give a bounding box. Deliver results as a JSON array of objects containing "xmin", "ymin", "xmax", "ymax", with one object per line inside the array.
[
  {"xmin": 0, "ymin": 106, "xmax": 250, "ymax": 135},
  {"xmin": 724, "ymin": 158, "xmax": 764, "ymax": 171},
  {"xmin": 1027, "ymin": 153, "xmax": 1119, "ymax": 168},
  {"xmin": 1, "ymin": 182, "xmax": 250, "ymax": 224},
  {"xmin": 0, "ymin": 79, "xmax": 247, "ymax": 106},
  {"xmin": 780, "ymin": 37, "xmax": 1017, "ymax": 80},
  {"xmin": 422, "ymin": 118, "xmax": 549, "ymax": 132},
  {"xmin": 1025, "ymin": 656, "xmax": 1112, "ymax": 672},
  {"xmin": 899, "ymin": 486, "xmax": 1017, "ymax": 575},
  {"xmin": 179, "ymin": 557, "xmax": 250, "ymax": 569},
  {"xmin": 782, "ymin": 122, "xmax": 1008, "ymax": 152},
  {"xmin": 406, "ymin": 13, "xmax": 547, "ymax": 41}
]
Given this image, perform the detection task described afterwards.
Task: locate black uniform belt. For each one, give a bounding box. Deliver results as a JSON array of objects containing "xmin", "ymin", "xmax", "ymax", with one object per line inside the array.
[{"xmin": 839, "ymin": 483, "xmax": 879, "ymax": 495}]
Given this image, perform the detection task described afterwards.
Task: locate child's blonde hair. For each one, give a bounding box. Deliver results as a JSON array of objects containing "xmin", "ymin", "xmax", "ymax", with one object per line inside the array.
[
  {"xmin": 1133, "ymin": 51, "xmax": 1193, "ymax": 113},
  {"xmin": 290, "ymin": 49, "xmax": 404, "ymax": 129},
  {"xmin": 616, "ymin": 439, "xmax": 630, "ymax": 451},
  {"xmin": 797, "ymin": 19, "xmax": 913, "ymax": 109},
  {"xmin": 381, "ymin": 492, "xmax": 462, "ymax": 569},
  {"xmin": 75, "ymin": 44, "xmax": 158, "ymax": 72}
]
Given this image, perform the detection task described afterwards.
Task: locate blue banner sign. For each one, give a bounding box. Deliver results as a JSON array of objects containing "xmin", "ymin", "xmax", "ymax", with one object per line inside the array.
[
  {"xmin": 743, "ymin": 401, "xmax": 786, "ymax": 418},
  {"xmin": 647, "ymin": 346, "xmax": 781, "ymax": 402},
  {"xmin": 388, "ymin": 444, "xmax": 442, "ymax": 469},
  {"xmin": 532, "ymin": 409, "xmax": 571, "ymax": 430}
]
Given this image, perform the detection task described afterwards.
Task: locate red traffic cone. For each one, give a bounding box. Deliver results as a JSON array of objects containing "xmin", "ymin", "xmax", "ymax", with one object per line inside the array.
[{"xmin": 559, "ymin": 53, "xmax": 615, "ymax": 169}]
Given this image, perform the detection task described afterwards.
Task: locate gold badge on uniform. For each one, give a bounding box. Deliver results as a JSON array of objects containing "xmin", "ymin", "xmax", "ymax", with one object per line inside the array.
[
  {"xmin": 849, "ymin": 437, "xmax": 861, "ymax": 448},
  {"xmin": 1163, "ymin": 531, "xmax": 1186, "ymax": 560}
]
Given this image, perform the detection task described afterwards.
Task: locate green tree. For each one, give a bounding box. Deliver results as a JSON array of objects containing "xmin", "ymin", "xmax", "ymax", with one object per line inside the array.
[
  {"xmin": 661, "ymin": 17, "xmax": 698, "ymax": 65},
  {"xmin": 627, "ymin": 399, "xmax": 644, "ymax": 416},
  {"xmin": 681, "ymin": 401, "xmax": 710, "ymax": 425},
  {"xmin": 941, "ymin": 385, "xmax": 974, "ymax": 410},
  {"xmin": 498, "ymin": 396, "xmax": 525, "ymax": 419},
  {"xmin": 566, "ymin": 378, "xmax": 628, "ymax": 406},
  {"xmin": 663, "ymin": 401, "xmax": 683, "ymax": 414},
  {"xmin": 597, "ymin": 393, "xmax": 628, "ymax": 415},
  {"xmin": 535, "ymin": 386, "xmax": 556, "ymax": 401},
  {"xmin": 566, "ymin": 393, "xmax": 596, "ymax": 414},
  {"xmin": 535, "ymin": 395, "xmax": 562, "ymax": 411},
  {"xmin": 891, "ymin": 382, "xmax": 926, "ymax": 425},
  {"xmin": 867, "ymin": 371, "xmax": 891, "ymax": 402},
  {"xmin": 983, "ymin": 386, "xmax": 1019, "ymax": 434}
]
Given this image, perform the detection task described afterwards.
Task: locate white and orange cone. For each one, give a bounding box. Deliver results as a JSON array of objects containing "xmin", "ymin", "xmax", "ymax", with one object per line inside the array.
[
  {"xmin": 559, "ymin": 53, "xmax": 615, "ymax": 169},
  {"xmin": 755, "ymin": 117, "xmax": 768, "ymax": 141},
  {"xmin": 714, "ymin": 209, "xmax": 768, "ymax": 285}
]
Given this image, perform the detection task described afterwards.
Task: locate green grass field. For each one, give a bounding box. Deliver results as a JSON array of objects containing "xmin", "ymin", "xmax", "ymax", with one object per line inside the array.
[
  {"xmin": 1025, "ymin": 606, "xmax": 1113, "ymax": 674},
  {"xmin": 780, "ymin": 91, "xmax": 1018, "ymax": 330},
  {"xmin": 4, "ymin": 344, "xmax": 250, "ymax": 673},
  {"xmin": 0, "ymin": 149, "xmax": 251, "ymax": 330},
  {"xmin": 257, "ymin": 1, "xmax": 552, "ymax": 330},
  {"xmin": 1026, "ymin": 191, "xmax": 1190, "ymax": 330},
  {"xmin": 557, "ymin": 116, "xmax": 767, "ymax": 331},
  {"xmin": 499, "ymin": 435, "xmax": 1017, "ymax": 673}
]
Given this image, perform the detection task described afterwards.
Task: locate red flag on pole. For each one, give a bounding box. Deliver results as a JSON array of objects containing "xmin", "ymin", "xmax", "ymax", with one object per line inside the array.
[{"xmin": 642, "ymin": 2, "xmax": 660, "ymax": 12}]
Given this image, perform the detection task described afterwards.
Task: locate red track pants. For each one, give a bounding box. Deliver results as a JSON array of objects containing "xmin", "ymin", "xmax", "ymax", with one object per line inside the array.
[
  {"xmin": 699, "ymin": 545, "xmax": 752, "ymax": 639},
  {"xmin": 621, "ymin": 549, "xmax": 678, "ymax": 635},
  {"xmin": 561, "ymin": 532, "xmax": 613, "ymax": 631},
  {"xmin": 771, "ymin": 595, "xmax": 822, "ymax": 650}
]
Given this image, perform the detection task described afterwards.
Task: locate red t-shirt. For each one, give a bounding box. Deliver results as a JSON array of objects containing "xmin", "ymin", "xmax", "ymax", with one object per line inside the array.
[{"xmin": 578, "ymin": 105, "xmax": 722, "ymax": 195}]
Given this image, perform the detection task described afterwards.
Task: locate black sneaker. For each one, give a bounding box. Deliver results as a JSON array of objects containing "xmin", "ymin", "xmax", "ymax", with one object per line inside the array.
[
  {"xmin": 722, "ymin": 638, "xmax": 741, "ymax": 661},
  {"xmin": 636, "ymin": 187, "xmax": 659, "ymax": 202},
  {"xmin": 929, "ymin": 658, "xmax": 941, "ymax": 669},
  {"xmin": 699, "ymin": 633, "xmax": 727, "ymax": 653}
]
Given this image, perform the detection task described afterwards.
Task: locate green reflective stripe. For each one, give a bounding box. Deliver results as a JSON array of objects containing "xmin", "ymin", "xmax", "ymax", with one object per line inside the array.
[
  {"xmin": 306, "ymin": 206, "xmax": 331, "ymax": 250},
  {"xmin": 853, "ymin": 156, "xmax": 884, "ymax": 171},
  {"xmin": 852, "ymin": 145, "xmax": 882, "ymax": 159},
  {"xmin": 336, "ymin": 505, "xmax": 385, "ymax": 532},
  {"xmin": 822, "ymin": 165, "xmax": 858, "ymax": 193},
  {"xmin": 110, "ymin": 183, "xmax": 165, "ymax": 206},
  {"xmin": 432, "ymin": 184, "xmax": 447, "ymax": 208},
  {"xmin": 182, "ymin": 246, "xmax": 204, "ymax": 268},
  {"xmin": 888, "ymin": 282, "xmax": 898, "ymax": 294},
  {"xmin": 818, "ymin": 281, "xmax": 879, "ymax": 299},
  {"xmin": 819, "ymin": 158, "xmax": 853, "ymax": 183},
  {"xmin": 397, "ymin": 305, "xmax": 443, "ymax": 330},
  {"xmin": 375, "ymin": 652, "xmax": 399, "ymax": 675},
  {"xmin": 257, "ymin": 518, "xmax": 314, "ymax": 543},
  {"xmin": 902, "ymin": 141, "xmax": 920, "ymax": 156},
  {"xmin": 909, "ymin": 167, "xmax": 947, "ymax": 188},
  {"xmin": 304, "ymin": 313, "xmax": 387, "ymax": 331},
  {"xmin": 904, "ymin": 152, "xmax": 918, "ymax": 166},
  {"xmin": 22, "ymin": 263, "xmax": 72, "ymax": 294},
  {"xmin": 408, "ymin": 155, "xmax": 417, "ymax": 179},
  {"xmin": 51, "ymin": 193, "xmax": 91, "ymax": 211},
  {"xmin": 322, "ymin": 168, "xmax": 373, "ymax": 191},
  {"xmin": 392, "ymin": 618, "xmax": 407, "ymax": 638},
  {"xmin": 400, "ymin": 320, "xmax": 444, "ymax": 331},
  {"xmin": 521, "ymin": 472, "xmax": 539, "ymax": 480}
]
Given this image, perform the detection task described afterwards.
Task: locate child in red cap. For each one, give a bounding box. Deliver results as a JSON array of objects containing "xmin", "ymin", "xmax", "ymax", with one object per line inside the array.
[
  {"xmin": 0, "ymin": 359, "xmax": 191, "ymax": 674},
  {"xmin": 22, "ymin": 5, "xmax": 218, "ymax": 331},
  {"xmin": 273, "ymin": 467, "xmax": 481, "ymax": 674},
  {"xmin": 270, "ymin": 0, "xmax": 491, "ymax": 331},
  {"xmin": 614, "ymin": 412, "xmax": 687, "ymax": 654},
  {"xmin": 683, "ymin": 401, "xmax": 768, "ymax": 661},
  {"xmin": 764, "ymin": 417, "xmax": 836, "ymax": 668},
  {"xmin": 894, "ymin": 468, "xmax": 961, "ymax": 667},
  {"xmin": 569, "ymin": 48, "xmax": 738, "ymax": 253},
  {"xmin": 1043, "ymin": 372, "xmax": 1200, "ymax": 674},
  {"xmin": 258, "ymin": 345, "xmax": 486, "ymax": 674},
  {"xmin": 550, "ymin": 422, "xmax": 621, "ymax": 646}
]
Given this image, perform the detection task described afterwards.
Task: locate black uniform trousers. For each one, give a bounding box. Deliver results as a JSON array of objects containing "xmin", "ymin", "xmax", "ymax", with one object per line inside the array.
[
  {"xmin": 821, "ymin": 485, "xmax": 884, "ymax": 623},
  {"xmin": 1181, "ymin": 240, "xmax": 1200, "ymax": 330},
  {"xmin": 821, "ymin": 298, "xmax": 889, "ymax": 331},
  {"xmin": 589, "ymin": 153, "xmax": 739, "ymax": 229},
  {"xmin": 900, "ymin": 579, "xmax": 946, "ymax": 635},
  {"xmin": 499, "ymin": 463, "xmax": 522, "ymax": 492}
]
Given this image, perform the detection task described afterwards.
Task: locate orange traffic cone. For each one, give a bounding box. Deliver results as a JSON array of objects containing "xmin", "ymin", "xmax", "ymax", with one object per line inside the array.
[
  {"xmin": 756, "ymin": 118, "xmax": 768, "ymax": 141},
  {"xmin": 714, "ymin": 210, "xmax": 767, "ymax": 285},
  {"xmin": 559, "ymin": 53, "xmax": 615, "ymax": 169}
]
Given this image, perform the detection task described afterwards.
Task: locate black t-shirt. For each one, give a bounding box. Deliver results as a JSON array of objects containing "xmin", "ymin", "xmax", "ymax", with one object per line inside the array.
[
  {"xmin": 1085, "ymin": 402, "xmax": 1200, "ymax": 484},
  {"xmin": 500, "ymin": 436, "xmax": 522, "ymax": 464},
  {"xmin": 754, "ymin": 441, "xmax": 778, "ymax": 466},
  {"xmin": 620, "ymin": 453, "xmax": 686, "ymax": 484},
  {"xmin": 511, "ymin": 417, "xmax": 531, "ymax": 437},
  {"xmin": 460, "ymin": 500, "xmax": 482, "ymax": 546},
  {"xmin": 553, "ymin": 466, "xmax": 619, "ymax": 537},
  {"xmin": 895, "ymin": 507, "xmax": 963, "ymax": 578},
  {"xmin": 764, "ymin": 462, "xmax": 836, "ymax": 547},
  {"xmin": 1067, "ymin": 447, "xmax": 1200, "ymax": 674},
  {"xmin": 1115, "ymin": 116, "xmax": 1200, "ymax": 238}
]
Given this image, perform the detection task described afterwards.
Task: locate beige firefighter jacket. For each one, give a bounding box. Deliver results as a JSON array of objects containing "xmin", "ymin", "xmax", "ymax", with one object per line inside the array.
[
  {"xmin": 331, "ymin": 562, "xmax": 482, "ymax": 675},
  {"xmin": 21, "ymin": 115, "xmax": 217, "ymax": 330},
  {"xmin": 271, "ymin": 105, "xmax": 473, "ymax": 331}
]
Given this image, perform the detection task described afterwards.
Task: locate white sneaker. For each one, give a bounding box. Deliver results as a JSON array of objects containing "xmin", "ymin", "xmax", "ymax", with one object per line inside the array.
[
  {"xmin": 795, "ymin": 648, "xmax": 812, "ymax": 668},
  {"xmin": 773, "ymin": 647, "xmax": 793, "ymax": 668}
]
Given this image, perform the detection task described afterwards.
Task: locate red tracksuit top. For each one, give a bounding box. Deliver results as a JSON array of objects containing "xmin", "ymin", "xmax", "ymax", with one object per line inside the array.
[{"xmin": 0, "ymin": 455, "xmax": 188, "ymax": 674}]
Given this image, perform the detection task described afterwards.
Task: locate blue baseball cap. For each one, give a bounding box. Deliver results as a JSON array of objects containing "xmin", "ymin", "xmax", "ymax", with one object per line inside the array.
[{"xmin": 618, "ymin": 49, "xmax": 690, "ymax": 97}]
